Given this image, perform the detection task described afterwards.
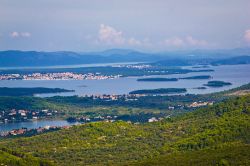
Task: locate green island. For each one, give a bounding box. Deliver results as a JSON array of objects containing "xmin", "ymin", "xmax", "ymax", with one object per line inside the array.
[
  {"xmin": 193, "ymin": 87, "xmax": 207, "ymax": 89},
  {"xmin": 204, "ymin": 81, "xmax": 232, "ymax": 87},
  {"xmin": 129, "ymin": 88, "xmax": 187, "ymax": 95},
  {"xmin": 192, "ymin": 65, "xmax": 210, "ymax": 68},
  {"xmin": 137, "ymin": 78, "xmax": 178, "ymax": 82},
  {"xmin": 0, "ymin": 87, "xmax": 74, "ymax": 96},
  {"xmin": 180, "ymin": 75, "xmax": 212, "ymax": 80}
]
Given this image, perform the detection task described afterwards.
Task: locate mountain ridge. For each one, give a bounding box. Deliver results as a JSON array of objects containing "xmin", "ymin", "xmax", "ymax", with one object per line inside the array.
[{"xmin": 0, "ymin": 48, "xmax": 250, "ymax": 67}]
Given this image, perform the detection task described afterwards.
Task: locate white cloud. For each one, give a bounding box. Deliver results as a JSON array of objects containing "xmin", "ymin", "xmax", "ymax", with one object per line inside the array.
[
  {"xmin": 163, "ymin": 37, "xmax": 185, "ymax": 47},
  {"xmin": 10, "ymin": 31, "xmax": 19, "ymax": 38},
  {"xmin": 244, "ymin": 29, "xmax": 250, "ymax": 43},
  {"xmin": 98, "ymin": 24, "xmax": 149, "ymax": 47},
  {"xmin": 10, "ymin": 31, "xmax": 31, "ymax": 38},
  {"xmin": 128, "ymin": 37, "xmax": 141, "ymax": 46},
  {"xmin": 163, "ymin": 36, "xmax": 208, "ymax": 48},
  {"xmin": 21, "ymin": 32, "xmax": 31, "ymax": 37},
  {"xmin": 186, "ymin": 36, "xmax": 207, "ymax": 46},
  {"xmin": 99, "ymin": 24, "xmax": 125, "ymax": 45},
  {"xmin": 96, "ymin": 25, "xmax": 209, "ymax": 49}
]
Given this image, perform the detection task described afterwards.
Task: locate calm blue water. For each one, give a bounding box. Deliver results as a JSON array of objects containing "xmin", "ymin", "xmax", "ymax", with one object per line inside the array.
[
  {"xmin": 0, "ymin": 64, "xmax": 249, "ymax": 96},
  {"xmin": 0, "ymin": 64, "xmax": 250, "ymax": 132},
  {"xmin": 0, "ymin": 120, "xmax": 79, "ymax": 132}
]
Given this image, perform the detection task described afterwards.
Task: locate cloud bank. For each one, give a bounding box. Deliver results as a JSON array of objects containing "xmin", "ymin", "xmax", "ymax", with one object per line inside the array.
[
  {"xmin": 97, "ymin": 24, "xmax": 210, "ymax": 49},
  {"xmin": 163, "ymin": 36, "xmax": 208, "ymax": 48}
]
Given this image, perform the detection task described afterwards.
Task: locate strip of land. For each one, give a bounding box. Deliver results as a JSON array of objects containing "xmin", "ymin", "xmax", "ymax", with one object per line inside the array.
[{"xmin": 0, "ymin": 87, "xmax": 74, "ymax": 96}]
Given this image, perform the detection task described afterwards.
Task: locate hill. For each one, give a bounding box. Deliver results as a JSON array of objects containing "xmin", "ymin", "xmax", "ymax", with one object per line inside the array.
[
  {"xmin": 0, "ymin": 148, "xmax": 54, "ymax": 166},
  {"xmin": 0, "ymin": 95, "xmax": 249, "ymax": 165},
  {"xmin": 152, "ymin": 55, "xmax": 250, "ymax": 67},
  {"xmin": 211, "ymin": 55, "xmax": 250, "ymax": 65}
]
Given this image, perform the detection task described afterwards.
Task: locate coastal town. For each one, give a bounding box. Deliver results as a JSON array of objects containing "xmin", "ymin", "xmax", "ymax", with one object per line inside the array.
[
  {"xmin": 0, "ymin": 98, "xmax": 214, "ymax": 138},
  {"xmin": 0, "ymin": 116, "xmax": 165, "ymax": 138},
  {"xmin": 0, "ymin": 72, "xmax": 122, "ymax": 80},
  {"xmin": 115, "ymin": 64, "xmax": 152, "ymax": 69},
  {"xmin": 0, "ymin": 109, "xmax": 58, "ymax": 123},
  {"xmin": 0, "ymin": 64, "xmax": 154, "ymax": 81},
  {"xmin": 0, "ymin": 94, "xmax": 214, "ymax": 124}
]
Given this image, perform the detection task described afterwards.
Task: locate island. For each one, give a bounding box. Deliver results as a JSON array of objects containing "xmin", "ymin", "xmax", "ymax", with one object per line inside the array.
[
  {"xmin": 0, "ymin": 87, "xmax": 74, "ymax": 96},
  {"xmin": 193, "ymin": 87, "xmax": 207, "ymax": 89},
  {"xmin": 137, "ymin": 78, "xmax": 178, "ymax": 82},
  {"xmin": 180, "ymin": 75, "xmax": 212, "ymax": 80},
  {"xmin": 204, "ymin": 81, "xmax": 232, "ymax": 87},
  {"xmin": 192, "ymin": 65, "xmax": 210, "ymax": 68},
  {"xmin": 129, "ymin": 88, "xmax": 187, "ymax": 95}
]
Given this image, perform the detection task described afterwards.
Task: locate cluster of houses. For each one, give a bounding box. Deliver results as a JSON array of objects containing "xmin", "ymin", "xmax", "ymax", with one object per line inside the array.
[
  {"xmin": 0, "ymin": 109, "xmax": 58, "ymax": 123},
  {"xmin": 81, "ymin": 94, "xmax": 144, "ymax": 101},
  {"xmin": 0, "ymin": 74, "xmax": 22, "ymax": 80},
  {"xmin": 67, "ymin": 115, "xmax": 118, "ymax": 123},
  {"xmin": 0, "ymin": 72, "xmax": 122, "ymax": 80},
  {"xmin": 188, "ymin": 101, "xmax": 214, "ymax": 108},
  {"xmin": 115, "ymin": 64, "xmax": 152, "ymax": 69}
]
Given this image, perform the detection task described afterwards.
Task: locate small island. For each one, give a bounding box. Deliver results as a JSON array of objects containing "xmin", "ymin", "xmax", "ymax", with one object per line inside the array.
[
  {"xmin": 192, "ymin": 65, "xmax": 210, "ymax": 69},
  {"xmin": 193, "ymin": 69, "xmax": 214, "ymax": 72},
  {"xmin": 129, "ymin": 88, "xmax": 187, "ymax": 95},
  {"xmin": 180, "ymin": 75, "xmax": 212, "ymax": 80},
  {"xmin": 203, "ymin": 81, "xmax": 232, "ymax": 87},
  {"xmin": 0, "ymin": 87, "xmax": 74, "ymax": 96},
  {"xmin": 137, "ymin": 78, "xmax": 178, "ymax": 82},
  {"xmin": 193, "ymin": 87, "xmax": 207, "ymax": 89}
]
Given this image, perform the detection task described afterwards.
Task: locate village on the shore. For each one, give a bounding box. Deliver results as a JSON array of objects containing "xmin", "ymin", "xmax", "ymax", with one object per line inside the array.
[{"xmin": 0, "ymin": 72, "xmax": 122, "ymax": 80}]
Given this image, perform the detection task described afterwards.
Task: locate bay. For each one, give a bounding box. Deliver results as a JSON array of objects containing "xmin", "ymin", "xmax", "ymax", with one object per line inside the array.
[
  {"xmin": 0, "ymin": 120, "xmax": 79, "ymax": 132},
  {"xmin": 0, "ymin": 64, "xmax": 249, "ymax": 96},
  {"xmin": 0, "ymin": 64, "xmax": 250, "ymax": 132}
]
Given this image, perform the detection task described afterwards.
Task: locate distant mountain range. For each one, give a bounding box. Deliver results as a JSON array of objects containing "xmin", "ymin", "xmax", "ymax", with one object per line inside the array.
[
  {"xmin": 0, "ymin": 48, "xmax": 250, "ymax": 67},
  {"xmin": 153, "ymin": 55, "xmax": 250, "ymax": 66},
  {"xmin": 0, "ymin": 50, "xmax": 164, "ymax": 67},
  {"xmin": 211, "ymin": 55, "xmax": 250, "ymax": 65}
]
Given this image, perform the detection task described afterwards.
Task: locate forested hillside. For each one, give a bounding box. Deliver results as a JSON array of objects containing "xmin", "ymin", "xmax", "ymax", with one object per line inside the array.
[
  {"xmin": 0, "ymin": 148, "xmax": 54, "ymax": 166},
  {"xmin": 0, "ymin": 95, "xmax": 249, "ymax": 165}
]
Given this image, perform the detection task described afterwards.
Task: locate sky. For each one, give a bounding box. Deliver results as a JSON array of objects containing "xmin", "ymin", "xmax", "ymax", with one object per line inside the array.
[{"xmin": 0, "ymin": 0, "xmax": 250, "ymax": 51}]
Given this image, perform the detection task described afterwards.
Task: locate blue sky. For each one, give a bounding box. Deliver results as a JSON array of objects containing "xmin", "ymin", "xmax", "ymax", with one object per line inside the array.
[{"xmin": 0, "ymin": 0, "xmax": 250, "ymax": 51}]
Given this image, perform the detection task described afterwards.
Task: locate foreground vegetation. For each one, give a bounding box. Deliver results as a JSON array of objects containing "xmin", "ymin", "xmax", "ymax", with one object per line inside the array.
[
  {"xmin": 0, "ymin": 148, "xmax": 54, "ymax": 166},
  {"xmin": 0, "ymin": 95, "xmax": 249, "ymax": 165}
]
